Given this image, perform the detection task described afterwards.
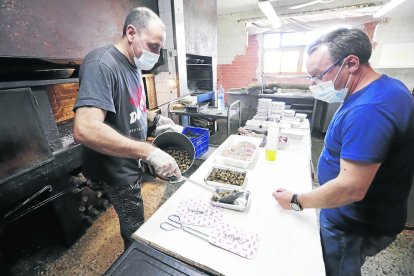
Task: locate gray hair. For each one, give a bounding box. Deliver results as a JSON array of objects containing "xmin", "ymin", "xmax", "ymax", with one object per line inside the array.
[
  {"xmin": 307, "ymin": 28, "xmax": 372, "ymax": 64},
  {"xmin": 122, "ymin": 7, "xmax": 165, "ymax": 36}
]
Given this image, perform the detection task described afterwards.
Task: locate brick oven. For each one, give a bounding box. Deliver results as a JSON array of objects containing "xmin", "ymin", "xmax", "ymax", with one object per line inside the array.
[
  {"xmin": 0, "ymin": 57, "xmax": 86, "ymax": 269},
  {"xmin": 0, "ymin": 0, "xmax": 162, "ymax": 271}
]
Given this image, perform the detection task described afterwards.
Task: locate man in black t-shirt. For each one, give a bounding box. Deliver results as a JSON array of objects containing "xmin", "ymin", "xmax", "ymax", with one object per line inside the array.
[{"xmin": 73, "ymin": 7, "xmax": 181, "ymax": 248}]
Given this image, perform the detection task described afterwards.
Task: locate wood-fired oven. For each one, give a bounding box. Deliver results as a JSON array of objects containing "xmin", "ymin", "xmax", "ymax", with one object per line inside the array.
[{"xmin": 0, "ymin": 57, "xmax": 85, "ymax": 266}]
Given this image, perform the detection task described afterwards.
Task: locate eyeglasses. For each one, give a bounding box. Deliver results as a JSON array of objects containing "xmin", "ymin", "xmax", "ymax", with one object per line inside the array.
[{"xmin": 307, "ymin": 57, "xmax": 344, "ymax": 82}]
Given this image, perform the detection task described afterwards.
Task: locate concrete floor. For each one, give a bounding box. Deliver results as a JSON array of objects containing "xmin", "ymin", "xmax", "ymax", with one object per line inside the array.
[{"xmin": 3, "ymin": 124, "xmax": 414, "ymax": 275}]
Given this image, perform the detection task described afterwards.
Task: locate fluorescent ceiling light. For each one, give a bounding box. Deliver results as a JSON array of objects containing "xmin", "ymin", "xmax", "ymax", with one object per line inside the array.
[
  {"xmin": 373, "ymin": 0, "xmax": 406, "ymax": 18},
  {"xmin": 289, "ymin": 0, "xmax": 334, "ymax": 10},
  {"xmin": 258, "ymin": 0, "xmax": 282, "ymax": 29}
]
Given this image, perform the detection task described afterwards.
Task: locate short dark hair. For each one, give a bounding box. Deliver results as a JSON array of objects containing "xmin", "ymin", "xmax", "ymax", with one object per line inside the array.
[
  {"xmin": 122, "ymin": 7, "xmax": 164, "ymax": 37},
  {"xmin": 307, "ymin": 28, "xmax": 372, "ymax": 64}
]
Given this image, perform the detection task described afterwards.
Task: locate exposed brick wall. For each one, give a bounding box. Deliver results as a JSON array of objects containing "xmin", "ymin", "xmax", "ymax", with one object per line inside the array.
[
  {"xmin": 47, "ymin": 83, "xmax": 78, "ymax": 123},
  {"xmin": 217, "ymin": 35, "xmax": 259, "ymax": 91},
  {"xmin": 363, "ymin": 21, "xmax": 380, "ymax": 50},
  {"xmin": 363, "ymin": 21, "xmax": 379, "ymax": 41},
  {"xmin": 217, "ymin": 22, "xmax": 379, "ymax": 92}
]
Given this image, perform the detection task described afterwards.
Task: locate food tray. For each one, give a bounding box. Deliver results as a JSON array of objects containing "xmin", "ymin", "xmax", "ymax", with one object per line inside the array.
[
  {"xmin": 210, "ymin": 186, "xmax": 251, "ymax": 211},
  {"xmin": 214, "ymin": 135, "xmax": 262, "ymax": 169},
  {"xmin": 204, "ymin": 165, "xmax": 248, "ymax": 190}
]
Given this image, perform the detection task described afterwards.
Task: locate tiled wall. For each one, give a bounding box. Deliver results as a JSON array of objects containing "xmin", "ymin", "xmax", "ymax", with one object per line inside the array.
[{"xmin": 156, "ymin": 0, "xmax": 178, "ymax": 116}]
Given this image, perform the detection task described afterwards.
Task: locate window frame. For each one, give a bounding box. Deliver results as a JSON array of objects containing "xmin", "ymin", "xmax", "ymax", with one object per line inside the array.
[{"xmin": 262, "ymin": 32, "xmax": 308, "ymax": 75}]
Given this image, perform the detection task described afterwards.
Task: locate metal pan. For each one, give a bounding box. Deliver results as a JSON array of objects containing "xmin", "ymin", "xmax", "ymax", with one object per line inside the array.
[
  {"xmin": 152, "ymin": 131, "xmax": 195, "ymax": 175},
  {"xmin": 141, "ymin": 131, "xmax": 195, "ymax": 179}
]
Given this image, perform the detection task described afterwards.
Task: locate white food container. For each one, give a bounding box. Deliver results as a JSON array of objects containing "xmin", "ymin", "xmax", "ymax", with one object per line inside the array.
[
  {"xmin": 280, "ymin": 128, "xmax": 308, "ymax": 140},
  {"xmin": 289, "ymin": 120, "xmax": 301, "ymax": 128},
  {"xmin": 283, "ymin": 109, "xmax": 296, "ymax": 117},
  {"xmin": 271, "ymin": 101, "xmax": 286, "ymax": 107},
  {"xmin": 245, "ymin": 119, "xmax": 261, "ymax": 128},
  {"xmin": 282, "ymin": 117, "xmax": 301, "ymax": 123},
  {"xmin": 277, "ymin": 135, "xmax": 289, "ymax": 150},
  {"xmin": 204, "ymin": 165, "xmax": 248, "ymax": 190},
  {"xmin": 253, "ymin": 115, "xmax": 268, "ymax": 121},
  {"xmin": 279, "ymin": 122, "xmax": 291, "ymax": 129},
  {"xmin": 295, "ymin": 113, "xmax": 308, "ymax": 121},
  {"xmin": 210, "ymin": 186, "xmax": 251, "ymax": 211},
  {"xmin": 214, "ymin": 135, "xmax": 262, "ymax": 169}
]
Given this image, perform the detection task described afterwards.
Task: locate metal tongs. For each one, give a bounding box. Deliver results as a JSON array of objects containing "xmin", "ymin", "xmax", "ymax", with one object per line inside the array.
[
  {"xmin": 216, "ymin": 191, "xmax": 245, "ymax": 204},
  {"xmin": 169, "ymin": 175, "xmax": 244, "ymax": 204},
  {"xmin": 169, "ymin": 175, "xmax": 213, "ymax": 191}
]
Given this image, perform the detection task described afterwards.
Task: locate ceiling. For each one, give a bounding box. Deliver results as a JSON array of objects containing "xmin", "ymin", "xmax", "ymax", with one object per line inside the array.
[{"xmin": 217, "ymin": 0, "xmax": 412, "ymax": 34}]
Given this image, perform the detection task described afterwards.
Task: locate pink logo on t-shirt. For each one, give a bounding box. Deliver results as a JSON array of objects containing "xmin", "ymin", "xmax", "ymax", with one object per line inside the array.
[
  {"xmin": 129, "ymin": 83, "xmax": 147, "ymax": 124},
  {"xmin": 129, "ymin": 84, "xmax": 146, "ymax": 113}
]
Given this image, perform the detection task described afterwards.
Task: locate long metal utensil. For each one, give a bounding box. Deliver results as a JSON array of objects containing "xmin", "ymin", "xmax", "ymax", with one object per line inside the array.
[
  {"xmin": 169, "ymin": 175, "xmax": 215, "ymax": 193},
  {"xmin": 170, "ymin": 176, "xmax": 245, "ymax": 204},
  {"xmin": 218, "ymin": 191, "xmax": 245, "ymax": 204}
]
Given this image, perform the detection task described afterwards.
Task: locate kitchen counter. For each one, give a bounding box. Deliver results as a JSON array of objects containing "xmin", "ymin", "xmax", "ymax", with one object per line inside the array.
[{"xmin": 132, "ymin": 134, "xmax": 324, "ymax": 275}]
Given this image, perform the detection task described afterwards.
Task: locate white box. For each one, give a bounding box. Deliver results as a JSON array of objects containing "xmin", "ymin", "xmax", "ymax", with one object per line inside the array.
[
  {"xmin": 214, "ymin": 135, "xmax": 262, "ymax": 169},
  {"xmin": 280, "ymin": 128, "xmax": 308, "ymax": 140},
  {"xmin": 277, "ymin": 135, "xmax": 289, "ymax": 150},
  {"xmin": 295, "ymin": 113, "xmax": 308, "ymax": 122}
]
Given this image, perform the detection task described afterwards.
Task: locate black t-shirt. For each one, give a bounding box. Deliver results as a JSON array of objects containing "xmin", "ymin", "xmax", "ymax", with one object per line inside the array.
[{"xmin": 74, "ymin": 45, "xmax": 147, "ymax": 185}]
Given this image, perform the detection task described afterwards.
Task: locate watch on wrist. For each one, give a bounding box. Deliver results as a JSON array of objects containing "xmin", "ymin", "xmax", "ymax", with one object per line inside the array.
[{"xmin": 290, "ymin": 194, "xmax": 303, "ymax": 211}]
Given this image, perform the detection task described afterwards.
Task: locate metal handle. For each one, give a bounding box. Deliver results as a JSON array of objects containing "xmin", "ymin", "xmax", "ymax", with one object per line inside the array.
[
  {"xmin": 228, "ymin": 100, "xmax": 241, "ymax": 136},
  {"xmin": 4, "ymin": 185, "xmax": 52, "ymax": 220},
  {"xmin": 181, "ymin": 225, "xmax": 210, "ymax": 241},
  {"xmin": 160, "ymin": 214, "xmax": 210, "ymax": 242},
  {"xmin": 170, "ymin": 176, "xmax": 215, "ymax": 193}
]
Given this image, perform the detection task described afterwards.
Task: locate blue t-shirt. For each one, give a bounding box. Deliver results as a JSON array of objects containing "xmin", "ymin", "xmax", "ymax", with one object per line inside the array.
[{"xmin": 318, "ymin": 74, "xmax": 414, "ymax": 235}]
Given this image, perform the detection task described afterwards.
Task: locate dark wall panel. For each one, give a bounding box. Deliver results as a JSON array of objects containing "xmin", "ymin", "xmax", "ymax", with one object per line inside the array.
[{"xmin": 0, "ymin": 0, "xmax": 158, "ymax": 59}]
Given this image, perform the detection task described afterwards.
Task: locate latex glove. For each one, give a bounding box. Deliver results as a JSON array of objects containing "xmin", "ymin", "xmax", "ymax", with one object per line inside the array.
[
  {"xmin": 146, "ymin": 148, "xmax": 182, "ymax": 180},
  {"xmin": 153, "ymin": 124, "xmax": 184, "ymax": 137},
  {"xmin": 157, "ymin": 116, "xmax": 175, "ymax": 127}
]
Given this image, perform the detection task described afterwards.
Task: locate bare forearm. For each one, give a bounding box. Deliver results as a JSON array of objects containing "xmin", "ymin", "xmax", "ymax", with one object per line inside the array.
[
  {"xmin": 274, "ymin": 160, "xmax": 379, "ymax": 210},
  {"xmin": 298, "ymin": 179, "xmax": 362, "ymax": 209},
  {"xmin": 298, "ymin": 160, "xmax": 379, "ymax": 209},
  {"xmin": 74, "ymin": 119, "xmax": 153, "ymax": 159}
]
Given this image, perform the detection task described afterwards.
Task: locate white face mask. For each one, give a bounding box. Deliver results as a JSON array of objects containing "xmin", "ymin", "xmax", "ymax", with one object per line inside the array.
[
  {"xmin": 309, "ymin": 59, "xmax": 351, "ymax": 103},
  {"xmin": 131, "ymin": 35, "xmax": 160, "ymax": 70}
]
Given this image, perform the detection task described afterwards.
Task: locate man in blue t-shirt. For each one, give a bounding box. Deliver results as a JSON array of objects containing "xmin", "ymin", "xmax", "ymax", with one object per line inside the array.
[
  {"xmin": 73, "ymin": 7, "xmax": 182, "ymax": 249},
  {"xmin": 273, "ymin": 28, "xmax": 414, "ymax": 275}
]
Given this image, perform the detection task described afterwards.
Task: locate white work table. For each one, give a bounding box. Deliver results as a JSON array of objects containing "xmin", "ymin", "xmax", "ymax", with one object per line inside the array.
[{"xmin": 133, "ymin": 136, "xmax": 325, "ymax": 276}]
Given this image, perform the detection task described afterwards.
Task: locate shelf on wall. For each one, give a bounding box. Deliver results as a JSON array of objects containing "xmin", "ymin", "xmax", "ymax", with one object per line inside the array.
[
  {"xmin": 188, "ymin": 79, "xmax": 212, "ymax": 81},
  {"xmin": 186, "ymin": 64, "xmax": 212, "ymax": 66}
]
